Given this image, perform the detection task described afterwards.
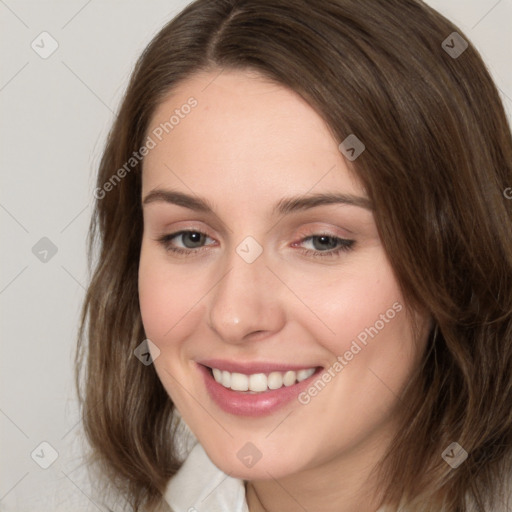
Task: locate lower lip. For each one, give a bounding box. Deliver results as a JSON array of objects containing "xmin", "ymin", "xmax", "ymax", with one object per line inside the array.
[{"xmin": 197, "ymin": 364, "xmax": 322, "ymax": 417}]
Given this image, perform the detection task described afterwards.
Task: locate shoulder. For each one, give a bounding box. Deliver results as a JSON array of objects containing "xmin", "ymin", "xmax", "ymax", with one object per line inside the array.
[{"xmin": 163, "ymin": 442, "xmax": 248, "ymax": 512}]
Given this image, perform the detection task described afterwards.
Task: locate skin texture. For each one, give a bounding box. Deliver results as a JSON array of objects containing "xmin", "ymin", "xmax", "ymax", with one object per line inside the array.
[{"xmin": 138, "ymin": 69, "xmax": 430, "ymax": 512}]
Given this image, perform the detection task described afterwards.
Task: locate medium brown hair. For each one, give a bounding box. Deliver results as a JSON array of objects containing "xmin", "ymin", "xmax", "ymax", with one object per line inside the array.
[{"xmin": 76, "ymin": 0, "xmax": 512, "ymax": 510}]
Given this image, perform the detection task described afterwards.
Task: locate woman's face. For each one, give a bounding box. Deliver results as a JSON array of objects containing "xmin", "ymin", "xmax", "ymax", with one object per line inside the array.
[{"xmin": 138, "ymin": 69, "xmax": 429, "ymax": 481}]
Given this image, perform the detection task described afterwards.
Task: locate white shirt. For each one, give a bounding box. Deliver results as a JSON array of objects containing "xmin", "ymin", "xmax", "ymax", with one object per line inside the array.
[
  {"xmin": 164, "ymin": 442, "xmax": 391, "ymax": 512},
  {"xmin": 164, "ymin": 442, "xmax": 249, "ymax": 512}
]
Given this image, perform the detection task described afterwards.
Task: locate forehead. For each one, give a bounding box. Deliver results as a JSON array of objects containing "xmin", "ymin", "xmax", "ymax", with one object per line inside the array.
[{"xmin": 142, "ymin": 69, "xmax": 365, "ymax": 202}]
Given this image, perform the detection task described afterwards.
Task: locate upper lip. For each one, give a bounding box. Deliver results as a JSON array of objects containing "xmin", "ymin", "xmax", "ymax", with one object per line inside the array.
[{"xmin": 197, "ymin": 359, "xmax": 321, "ymax": 375}]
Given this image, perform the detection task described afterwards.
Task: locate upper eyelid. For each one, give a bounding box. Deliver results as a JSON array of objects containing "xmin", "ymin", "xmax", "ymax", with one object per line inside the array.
[
  {"xmin": 143, "ymin": 197, "xmax": 370, "ymax": 238},
  {"xmin": 156, "ymin": 218, "xmax": 354, "ymax": 237}
]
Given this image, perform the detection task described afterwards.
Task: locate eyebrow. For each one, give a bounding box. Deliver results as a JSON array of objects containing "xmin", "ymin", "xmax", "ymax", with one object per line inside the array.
[{"xmin": 142, "ymin": 188, "xmax": 373, "ymax": 215}]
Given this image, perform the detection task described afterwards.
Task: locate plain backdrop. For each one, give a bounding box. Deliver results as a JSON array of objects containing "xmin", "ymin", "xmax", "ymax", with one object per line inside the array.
[{"xmin": 1, "ymin": 0, "xmax": 511, "ymax": 510}]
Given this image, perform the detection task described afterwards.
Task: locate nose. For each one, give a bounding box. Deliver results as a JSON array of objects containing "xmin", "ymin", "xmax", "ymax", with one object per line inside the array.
[{"xmin": 207, "ymin": 243, "xmax": 286, "ymax": 344}]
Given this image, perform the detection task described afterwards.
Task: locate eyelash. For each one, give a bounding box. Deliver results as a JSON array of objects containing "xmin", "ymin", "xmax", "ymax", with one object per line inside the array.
[{"xmin": 155, "ymin": 230, "xmax": 355, "ymax": 259}]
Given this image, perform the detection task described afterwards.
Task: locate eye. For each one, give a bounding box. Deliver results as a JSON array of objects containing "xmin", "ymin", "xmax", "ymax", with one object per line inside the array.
[
  {"xmin": 293, "ymin": 233, "xmax": 355, "ymax": 259},
  {"xmin": 156, "ymin": 230, "xmax": 215, "ymax": 255}
]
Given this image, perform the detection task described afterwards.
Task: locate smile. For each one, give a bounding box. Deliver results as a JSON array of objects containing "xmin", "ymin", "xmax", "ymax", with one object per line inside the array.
[{"xmin": 197, "ymin": 360, "xmax": 323, "ymax": 417}]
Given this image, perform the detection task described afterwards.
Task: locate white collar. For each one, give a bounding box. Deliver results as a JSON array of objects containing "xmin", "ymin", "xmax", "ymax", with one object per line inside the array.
[{"xmin": 164, "ymin": 442, "xmax": 248, "ymax": 512}]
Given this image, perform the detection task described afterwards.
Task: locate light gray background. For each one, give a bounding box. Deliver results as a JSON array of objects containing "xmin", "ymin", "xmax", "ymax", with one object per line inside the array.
[{"xmin": 1, "ymin": 0, "xmax": 511, "ymax": 510}]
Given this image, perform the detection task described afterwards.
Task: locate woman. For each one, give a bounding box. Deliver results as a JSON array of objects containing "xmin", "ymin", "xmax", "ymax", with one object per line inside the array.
[{"xmin": 76, "ymin": 0, "xmax": 512, "ymax": 510}]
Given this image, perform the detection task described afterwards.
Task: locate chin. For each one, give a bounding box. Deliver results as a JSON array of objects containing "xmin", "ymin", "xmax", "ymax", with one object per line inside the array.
[{"xmin": 203, "ymin": 440, "xmax": 307, "ymax": 481}]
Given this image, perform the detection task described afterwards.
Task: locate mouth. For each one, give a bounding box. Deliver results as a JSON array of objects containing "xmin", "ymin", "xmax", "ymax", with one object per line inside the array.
[{"xmin": 196, "ymin": 360, "xmax": 323, "ymax": 416}]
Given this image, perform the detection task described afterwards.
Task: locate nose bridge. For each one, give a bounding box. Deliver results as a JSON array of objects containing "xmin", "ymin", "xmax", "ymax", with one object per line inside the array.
[{"xmin": 207, "ymin": 237, "xmax": 285, "ymax": 343}]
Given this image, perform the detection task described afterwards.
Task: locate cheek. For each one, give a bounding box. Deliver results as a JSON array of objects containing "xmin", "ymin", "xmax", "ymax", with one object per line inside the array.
[
  {"xmin": 296, "ymin": 251, "xmax": 406, "ymax": 359},
  {"xmin": 138, "ymin": 245, "xmax": 201, "ymax": 346},
  {"xmin": 138, "ymin": 248, "xmax": 206, "ymax": 408}
]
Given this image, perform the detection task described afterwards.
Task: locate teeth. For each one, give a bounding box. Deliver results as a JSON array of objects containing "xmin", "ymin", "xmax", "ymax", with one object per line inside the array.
[
  {"xmin": 249, "ymin": 373, "xmax": 267, "ymax": 392},
  {"xmin": 210, "ymin": 366, "xmax": 316, "ymax": 393},
  {"xmin": 267, "ymin": 372, "xmax": 283, "ymax": 390},
  {"xmin": 230, "ymin": 372, "xmax": 249, "ymax": 391},
  {"xmin": 221, "ymin": 370, "xmax": 231, "ymax": 388},
  {"xmin": 283, "ymin": 370, "xmax": 296, "ymax": 386},
  {"xmin": 297, "ymin": 368, "xmax": 315, "ymax": 381}
]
